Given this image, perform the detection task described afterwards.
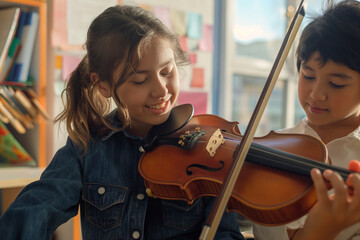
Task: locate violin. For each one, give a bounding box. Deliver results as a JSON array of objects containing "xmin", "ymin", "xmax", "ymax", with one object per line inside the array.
[
  {"xmin": 138, "ymin": 104, "xmax": 353, "ymax": 226},
  {"xmin": 140, "ymin": 1, "xmax": 354, "ymax": 238}
]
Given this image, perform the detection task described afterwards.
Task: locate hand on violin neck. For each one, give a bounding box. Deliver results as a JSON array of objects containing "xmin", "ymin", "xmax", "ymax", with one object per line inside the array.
[
  {"xmin": 345, "ymin": 160, "xmax": 360, "ymax": 196},
  {"xmin": 298, "ymin": 168, "xmax": 360, "ymax": 240}
]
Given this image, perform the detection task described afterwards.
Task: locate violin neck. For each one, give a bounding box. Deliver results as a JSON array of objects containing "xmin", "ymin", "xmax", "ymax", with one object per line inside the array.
[{"xmin": 247, "ymin": 142, "xmax": 351, "ymax": 180}]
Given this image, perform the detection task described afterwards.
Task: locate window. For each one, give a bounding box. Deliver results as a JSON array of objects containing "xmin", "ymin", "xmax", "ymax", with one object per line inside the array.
[{"xmin": 214, "ymin": 0, "xmax": 327, "ymax": 136}]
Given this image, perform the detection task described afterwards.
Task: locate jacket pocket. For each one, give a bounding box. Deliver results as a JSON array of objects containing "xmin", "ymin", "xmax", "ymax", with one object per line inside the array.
[
  {"xmin": 82, "ymin": 182, "xmax": 128, "ymax": 231},
  {"xmin": 162, "ymin": 198, "xmax": 203, "ymax": 231}
]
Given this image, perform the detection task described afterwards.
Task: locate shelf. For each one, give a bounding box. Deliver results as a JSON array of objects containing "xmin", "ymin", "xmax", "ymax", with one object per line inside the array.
[
  {"xmin": 0, "ymin": 0, "xmax": 48, "ymax": 167},
  {"xmin": 0, "ymin": 166, "xmax": 44, "ymax": 188}
]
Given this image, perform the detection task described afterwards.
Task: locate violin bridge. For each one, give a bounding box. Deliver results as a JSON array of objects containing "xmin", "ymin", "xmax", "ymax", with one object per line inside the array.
[{"xmin": 206, "ymin": 128, "xmax": 225, "ymax": 157}]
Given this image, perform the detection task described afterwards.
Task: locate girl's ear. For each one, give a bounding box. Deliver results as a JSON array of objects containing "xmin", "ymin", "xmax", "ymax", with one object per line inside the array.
[{"xmin": 92, "ymin": 73, "xmax": 111, "ymax": 98}]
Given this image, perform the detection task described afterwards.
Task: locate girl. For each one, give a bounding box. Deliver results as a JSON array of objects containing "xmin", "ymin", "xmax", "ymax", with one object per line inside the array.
[
  {"xmin": 0, "ymin": 5, "xmax": 244, "ymax": 240},
  {"xmin": 253, "ymin": 0, "xmax": 360, "ymax": 239}
]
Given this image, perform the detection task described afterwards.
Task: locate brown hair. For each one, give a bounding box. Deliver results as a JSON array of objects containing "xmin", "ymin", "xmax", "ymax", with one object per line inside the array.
[{"xmin": 55, "ymin": 5, "xmax": 189, "ymax": 154}]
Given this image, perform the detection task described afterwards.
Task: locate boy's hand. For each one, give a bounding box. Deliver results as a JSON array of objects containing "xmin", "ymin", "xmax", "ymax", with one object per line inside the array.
[{"xmin": 291, "ymin": 166, "xmax": 360, "ymax": 240}]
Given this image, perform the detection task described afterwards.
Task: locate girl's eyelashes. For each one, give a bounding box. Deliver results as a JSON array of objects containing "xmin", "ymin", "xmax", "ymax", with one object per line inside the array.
[
  {"xmin": 329, "ymin": 82, "xmax": 345, "ymax": 89},
  {"xmin": 161, "ymin": 70, "xmax": 172, "ymax": 76},
  {"xmin": 130, "ymin": 65, "xmax": 174, "ymax": 84},
  {"xmin": 161, "ymin": 66, "xmax": 174, "ymax": 76},
  {"xmin": 131, "ymin": 77, "xmax": 147, "ymax": 85}
]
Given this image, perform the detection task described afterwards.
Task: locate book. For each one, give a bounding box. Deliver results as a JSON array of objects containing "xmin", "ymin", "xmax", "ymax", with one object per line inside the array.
[
  {"xmin": 0, "ymin": 120, "xmax": 35, "ymax": 166},
  {"xmin": 5, "ymin": 10, "xmax": 26, "ymax": 82},
  {"xmin": 24, "ymin": 88, "xmax": 51, "ymax": 121},
  {"xmin": 0, "ymin": 99, "xmax": 25, "ymax": 134},
  {"xmin": 0, "ymin": 39, "xmax": 21, "ymax": 82},
  {"xmin": 0, "ymin": 7, "xmax": 21, "ymax": 74},
  {"xmin": 11, "ymin": 11, "xmax": 39, "ymax": 82},
  {"xmin": 13, "ymin": 89, "xmax": 37, "ymax": 118},
  {"xmin": 0, "ymin": 86, "xmax": 34, "ymax": 128}
]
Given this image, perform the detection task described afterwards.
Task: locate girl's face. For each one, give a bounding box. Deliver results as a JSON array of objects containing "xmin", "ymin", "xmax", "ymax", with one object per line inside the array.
[
  {"xmin": 116, "ymin": 37, "xmax": 180, "ymax": 138},
  {"xmin": 298, "ymin": 51, "xmax": 360, "ymax": 133}
]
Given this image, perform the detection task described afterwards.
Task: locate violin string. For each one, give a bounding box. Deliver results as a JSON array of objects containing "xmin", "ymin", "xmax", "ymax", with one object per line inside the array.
[{"xmin": 195, "ymin": 134, "xmax": 350, "ymax": 180}]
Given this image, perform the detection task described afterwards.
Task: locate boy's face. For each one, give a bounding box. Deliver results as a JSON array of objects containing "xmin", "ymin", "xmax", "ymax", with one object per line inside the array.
[
  {"xmin": 298, "ymin": 51, "xmax": 360, "ymax": 132},
  {"xmin": 115, "ymin": 37, "xmax": 179, "ymax": 138}
]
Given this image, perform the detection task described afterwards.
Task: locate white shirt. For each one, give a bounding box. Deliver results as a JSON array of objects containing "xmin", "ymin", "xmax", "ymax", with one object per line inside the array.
[{"xmin": 253, "ymin": 118, "xmax": 360, "ymax": 240}]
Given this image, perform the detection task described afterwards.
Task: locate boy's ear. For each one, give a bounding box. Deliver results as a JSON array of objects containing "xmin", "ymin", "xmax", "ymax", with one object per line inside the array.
[{"xmin": 92, "ymin": 73, "xmax": 111, "ymax": 98}]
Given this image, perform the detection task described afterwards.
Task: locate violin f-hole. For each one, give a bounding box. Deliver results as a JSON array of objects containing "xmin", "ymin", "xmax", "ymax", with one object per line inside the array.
[{"xmin": 186, "ymin": 161, "xmax": 225, "ymax": 175}]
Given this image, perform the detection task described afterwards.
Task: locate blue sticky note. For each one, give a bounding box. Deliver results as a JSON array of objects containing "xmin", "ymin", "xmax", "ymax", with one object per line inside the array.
[{"xmin": 187, "ymin": 12, "xmax": 202, "ymax": 39}]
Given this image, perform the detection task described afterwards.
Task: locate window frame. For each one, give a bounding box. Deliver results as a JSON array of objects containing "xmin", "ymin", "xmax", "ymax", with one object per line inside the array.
[{"xmin": 213, "ymin": 0, "xmax": 301, "ymax": 133}]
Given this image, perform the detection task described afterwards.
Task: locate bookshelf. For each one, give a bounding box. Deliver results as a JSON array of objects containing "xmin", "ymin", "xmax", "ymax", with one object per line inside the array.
[{"xmin": 0, "ymin": 0, "xmax": 47, "ymax": 210}]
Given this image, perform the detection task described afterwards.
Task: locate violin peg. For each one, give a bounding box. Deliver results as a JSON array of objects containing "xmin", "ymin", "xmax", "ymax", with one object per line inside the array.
[{"xmin": 146, "ymin": 188, "xmax": 157, "ymax": 198}]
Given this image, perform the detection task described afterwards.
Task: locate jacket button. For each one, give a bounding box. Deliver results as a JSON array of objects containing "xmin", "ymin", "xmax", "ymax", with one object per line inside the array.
[
  {"xmin": 138, "ymin": 146, "xmax": 145, "ymax": 152},
  {"xmin": 97, "ymin": 187, "xmax": 105, "ymax": 195},
  {"xmin": 137, "ymin": 193, "xmax": 145, "ymax": 200},
  {"xmin": 132, "ymin": 231, "xmax": 140, "ymax": 239}
]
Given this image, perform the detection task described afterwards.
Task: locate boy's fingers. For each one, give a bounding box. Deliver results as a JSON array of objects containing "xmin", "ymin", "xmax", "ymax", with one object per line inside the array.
[
  {"xmin": 346, "ymin": 174, "xmax": 360, "ymax": 221},
  {"xmin": 324, "ymin": 170, "xmax": 348, "ymax": 210},
  {"xmin": 348, "ymin": 174, "xmax": 360, "ymax": 201},
  {"xmin": 311, "ymin": 168, "xmax": 329, "ymax": 203}
]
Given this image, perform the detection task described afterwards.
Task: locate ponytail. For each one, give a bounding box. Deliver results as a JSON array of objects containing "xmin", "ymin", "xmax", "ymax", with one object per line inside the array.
[{"xmin": 54, "ymin": 56, "xmax": 113, "ymax": 154}]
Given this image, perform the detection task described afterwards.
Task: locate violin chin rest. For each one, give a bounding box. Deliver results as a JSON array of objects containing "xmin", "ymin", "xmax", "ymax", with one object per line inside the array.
[{"xmin": 144, "ymin": 104, "xmax": 194, "ymax": 148}]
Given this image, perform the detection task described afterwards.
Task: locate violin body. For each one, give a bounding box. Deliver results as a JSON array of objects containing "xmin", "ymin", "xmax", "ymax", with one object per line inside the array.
[{"xmin": 139, "ymin": 114, "xmax": 328, "ymax": 225}]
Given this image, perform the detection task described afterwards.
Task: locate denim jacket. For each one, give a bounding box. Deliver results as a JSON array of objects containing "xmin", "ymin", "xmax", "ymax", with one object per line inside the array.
[{"xmin": 0, "ymin": 111, "xmax": 243, "ymax": 240}]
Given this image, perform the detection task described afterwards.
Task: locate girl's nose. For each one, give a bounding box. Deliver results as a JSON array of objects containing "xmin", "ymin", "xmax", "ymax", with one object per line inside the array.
[{"xmin": 152, "ymin": 76, "xmax": 168, "ymax": 98}]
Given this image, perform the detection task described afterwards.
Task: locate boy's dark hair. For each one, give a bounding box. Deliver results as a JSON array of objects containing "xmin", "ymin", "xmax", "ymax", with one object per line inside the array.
[
  {"xmin": 296, "ymin": 0, "xmax": 360, "ymax": 72},
  {"xmin": 55, "ymin": 5, "xmax": 189, "ymax": 153}
]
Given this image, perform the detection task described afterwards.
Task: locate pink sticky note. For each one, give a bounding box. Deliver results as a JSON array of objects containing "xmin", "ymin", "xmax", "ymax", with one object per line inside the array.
[
  {"xmin": 153, "ymin": 6, "xmax": 172, "ymax": 30},
  {"xmin": 179, "ymin": 36, "xmax": 189, "ymax": 52},
  {"xmin": 189, "ymin": 53, "xmax": 197, "ymax": 64},
  {"xmin": 191, "ymin": 67, "xmax": 204, "ymax": 88},
  {"xmin": 51, "ymin": 0, "xmax": 67, "ymax": 47},
  {"xmin": 177, "ymin": 91, "xmax": 208, "ymax": 115},
  {"xmin": 62, "ymin": 55, "xmax": 82, "ymax": 81},
  {"xmin": 198, "ymin": 24, "xmax": 213, "ymax": 51}
]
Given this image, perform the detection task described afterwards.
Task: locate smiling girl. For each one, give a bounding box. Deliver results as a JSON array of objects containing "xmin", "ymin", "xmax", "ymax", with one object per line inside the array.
[{"xmin": 0, "ymin": 5, "xmax": 244, "ymax": 240}]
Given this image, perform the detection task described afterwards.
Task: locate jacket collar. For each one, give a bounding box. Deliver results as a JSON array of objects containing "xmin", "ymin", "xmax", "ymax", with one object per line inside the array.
[{"xmin": 101, "ymin": 109, "xmax": 143, "ymax": 141}]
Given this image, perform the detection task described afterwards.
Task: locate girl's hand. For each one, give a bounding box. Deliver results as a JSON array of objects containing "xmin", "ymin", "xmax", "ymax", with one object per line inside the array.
[{"xmin": 291, "ymin": 166, "xmax": 360, "ymax": 240}]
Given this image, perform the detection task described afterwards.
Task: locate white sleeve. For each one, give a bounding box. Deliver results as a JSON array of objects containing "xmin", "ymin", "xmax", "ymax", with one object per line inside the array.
[
  {"xmin": 286, "ymin": 215, "xmax": 306, "ymax": 230},
  {"xmin": 253, "ymin": 224, "xmax": 289, "ymax": 240}
]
